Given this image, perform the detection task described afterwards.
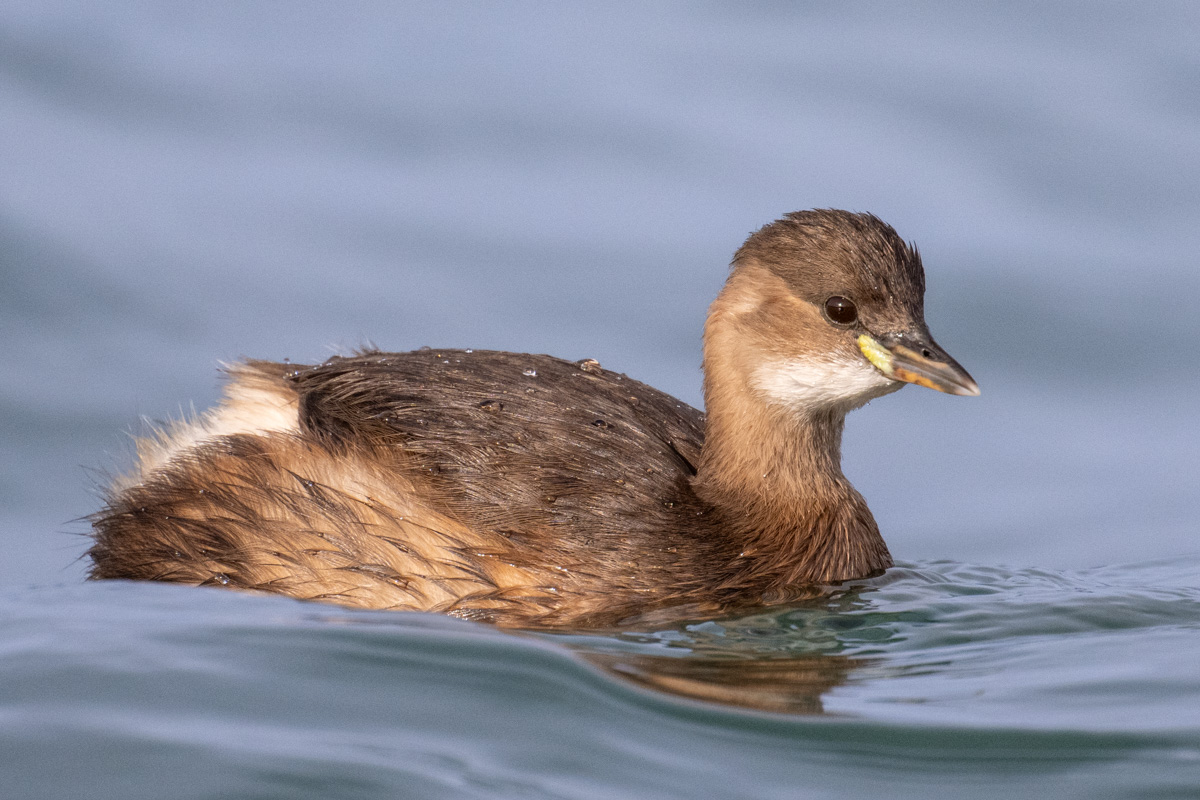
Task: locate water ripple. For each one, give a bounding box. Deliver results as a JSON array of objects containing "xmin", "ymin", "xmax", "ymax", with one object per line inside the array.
[{"xmin": 3, "ymin": 562, "xmax": 1200, "ymax": 798}]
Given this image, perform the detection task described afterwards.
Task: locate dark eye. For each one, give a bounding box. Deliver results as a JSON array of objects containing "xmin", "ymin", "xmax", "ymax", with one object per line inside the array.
[{"xmin": 824, "ymin": 296, "xmax": 858, "ymax": 325}]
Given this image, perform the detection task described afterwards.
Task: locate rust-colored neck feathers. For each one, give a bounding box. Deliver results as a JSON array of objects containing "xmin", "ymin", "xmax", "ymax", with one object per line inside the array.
[{"xmin": 693, "ymin": 266, "xmax": 891, "ymax": 587}]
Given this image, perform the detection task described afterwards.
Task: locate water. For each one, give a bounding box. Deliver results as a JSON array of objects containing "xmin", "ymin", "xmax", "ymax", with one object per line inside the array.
[
  {"xmin": 3, "ymin": 2, "xmax": 1200, "ymax": 797},
  {"xmin": 7, "ymin": 562, "xmax": 1200, "ymax": 799}
]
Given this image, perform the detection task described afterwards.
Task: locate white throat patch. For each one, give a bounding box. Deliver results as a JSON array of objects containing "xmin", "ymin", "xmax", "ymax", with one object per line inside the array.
[{"xmin": 751, "ymin": 354, "xmax": 900, "ymax": 413}]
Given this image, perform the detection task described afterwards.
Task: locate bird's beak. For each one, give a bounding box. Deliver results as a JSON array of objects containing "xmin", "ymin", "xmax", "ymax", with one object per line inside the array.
[{"xmin": 857, "ymin": 333, "xmax": 980, "ymax": 396}]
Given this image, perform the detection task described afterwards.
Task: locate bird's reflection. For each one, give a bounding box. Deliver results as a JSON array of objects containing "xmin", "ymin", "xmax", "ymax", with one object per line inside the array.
[
  {"xmin": 579, "ymin": 650, "xmax": 863, "ymax": 714},
  {"xmin": 544, "ymin": 588, "xmax": 891, "ymax": 714}
]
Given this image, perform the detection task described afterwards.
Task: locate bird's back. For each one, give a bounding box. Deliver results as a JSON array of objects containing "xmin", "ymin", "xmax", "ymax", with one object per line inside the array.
[{"xmin": 90, "ymin": 349, "xmax": 722, "ymax": 626}]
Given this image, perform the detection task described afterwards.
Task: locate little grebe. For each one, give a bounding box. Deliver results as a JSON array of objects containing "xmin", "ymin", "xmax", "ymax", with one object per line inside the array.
[{"xmin": 89, "ymin": 210, "xmax": 978, "ymax": 627}]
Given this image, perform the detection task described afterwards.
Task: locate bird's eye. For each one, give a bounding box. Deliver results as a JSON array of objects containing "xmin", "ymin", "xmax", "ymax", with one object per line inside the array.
[{"xmin": 824, "ymin": 296, "xmax": 858, "ymax": 325}]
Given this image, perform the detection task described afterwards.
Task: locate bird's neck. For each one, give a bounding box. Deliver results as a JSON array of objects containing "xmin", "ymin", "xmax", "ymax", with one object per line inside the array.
[{"xmin": 693, "ymin": 274, "xmax": 892, "ymax": 585}]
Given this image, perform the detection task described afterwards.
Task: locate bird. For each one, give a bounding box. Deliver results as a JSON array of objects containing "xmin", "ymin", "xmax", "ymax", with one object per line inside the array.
[{"xmin": 89, "ymin": 209, "xmax": 978, "ymax": 628}]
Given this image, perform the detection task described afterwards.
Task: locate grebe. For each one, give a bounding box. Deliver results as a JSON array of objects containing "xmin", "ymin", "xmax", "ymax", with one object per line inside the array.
[{"xmin": 89, "ymin": 210, "xmax": 978, "ymax": 627}]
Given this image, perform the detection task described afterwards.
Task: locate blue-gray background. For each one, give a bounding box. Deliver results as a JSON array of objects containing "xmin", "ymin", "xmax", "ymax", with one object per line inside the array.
[
  {"xmin": 5, "ymin": 6, "xmax": 1200, "ymax": 799},
  {"xmin": 4, "ymin": 2, "xmax": 1196, "ymax": 587}
]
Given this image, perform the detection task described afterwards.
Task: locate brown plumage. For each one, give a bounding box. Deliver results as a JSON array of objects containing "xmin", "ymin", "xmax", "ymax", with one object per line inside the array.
[{"xmin": 89, "ymin": 210, "xmax": 978, "ymax": 628}]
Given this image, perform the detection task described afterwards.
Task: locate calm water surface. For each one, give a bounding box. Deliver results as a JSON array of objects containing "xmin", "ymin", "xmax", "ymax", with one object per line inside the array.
[
  {"xmin": 3, "ymin": 3, "xmax": 1199, "ymax": 798},
  {"xmin": 6, "ymin": 560, "xmax": 1200, "ymax": 799}
]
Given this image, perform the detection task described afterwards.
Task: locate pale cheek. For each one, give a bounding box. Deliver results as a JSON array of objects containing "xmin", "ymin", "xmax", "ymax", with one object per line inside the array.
[{"xmin": 751, "ymin": 355, "xmax": 900, "ymax": 412}]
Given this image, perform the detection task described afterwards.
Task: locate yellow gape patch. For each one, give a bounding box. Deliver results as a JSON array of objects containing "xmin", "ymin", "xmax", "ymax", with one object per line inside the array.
[{"xmin": 857, "ymin": 334, "xmax": 895, "ymax": 378}]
